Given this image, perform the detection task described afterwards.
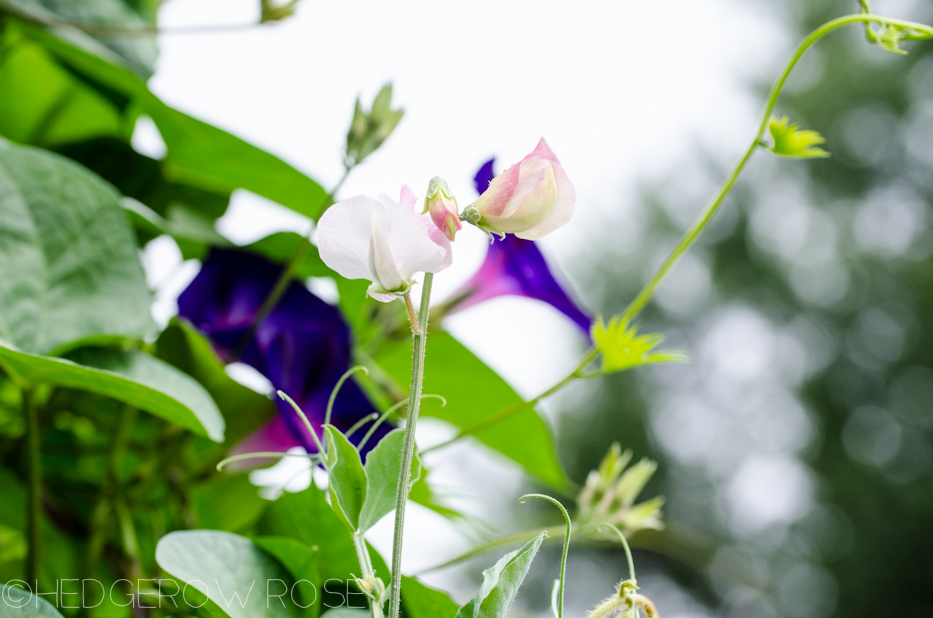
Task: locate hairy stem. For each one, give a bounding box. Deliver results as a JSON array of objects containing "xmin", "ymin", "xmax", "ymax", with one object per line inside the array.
[
  {"xmin": 620, "ymin": 12, "xmax": 933, "ymax": 323},
  {"xmin": 388, "ymin": 273, "xmax": 433, "ymax": 618},
  {"xmin": 352, "ymin": 532, "xmax": 384, "ymax": 618},
  {"xmin": 24, "ymin": 388, "xmax": 40, "ymax": 585},
  {"xmin": 228, "ymin": 167, "xmax": 352, "ymax": 361}
]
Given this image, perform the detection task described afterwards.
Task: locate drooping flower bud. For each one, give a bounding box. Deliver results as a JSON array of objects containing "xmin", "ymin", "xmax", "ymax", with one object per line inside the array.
[
  {"xmin": 462, "ymin": 138, "xmax": 575, "ymax": 240},
  {"xmin": 422, "ymin": 177, "xmax": 462, "ymax": 241}
]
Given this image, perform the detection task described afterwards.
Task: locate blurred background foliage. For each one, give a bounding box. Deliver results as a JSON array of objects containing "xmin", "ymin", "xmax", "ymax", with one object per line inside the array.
[{"xmin": 536, "ymin": 1, "xmax": 933, "ymax": 617}]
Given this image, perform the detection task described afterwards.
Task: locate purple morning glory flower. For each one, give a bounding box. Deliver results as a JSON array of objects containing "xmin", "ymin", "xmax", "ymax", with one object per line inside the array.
[
  {"xmin": 178, "ymin": 249, "xmax": 386, "ymax": 455},
  {"xmin": 442, "ymin": 158, "xmax": 592, "ymax": 335}
]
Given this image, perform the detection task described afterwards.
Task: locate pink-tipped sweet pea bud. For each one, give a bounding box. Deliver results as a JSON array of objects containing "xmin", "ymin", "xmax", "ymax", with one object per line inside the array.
[
  {"xmin": 422, "ymin": 177, "xmax": 462, "ymax": 241},
  {"xmin": 462, "ymin": 138, "xmax": 575, "ymax": 240}
]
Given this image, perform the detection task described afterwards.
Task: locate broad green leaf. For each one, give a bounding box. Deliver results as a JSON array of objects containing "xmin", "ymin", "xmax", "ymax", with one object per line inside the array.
[
  {"xmin": 22, "ymin": 26, "xmax": 329, "ymax": 219},
  {"xmin": 258, "ymin": 484, "xmax": 362, "ymax": 584},
  {"xmin": 767, "ymin": 115, "xmax": 830, "ymax": 159},
  {"xmin": 0, "ymin": 343, "xmax": 225, "ymax": 441},
  {"xmin": 324, "ymin": 426, "xmax": 368, "ymax": 530},
  {"xmin": 156, "ymin": 530, "xmax": 301, "ymax": 618},
  {"xmin": 455, "ymin": 532, "xmax": 547, "ymax": 618},
  {"xmin": 0, "ymin": 139, "xmax": 155, "ymax": 355},
  {"xmin": 591, "ymin": 316, "xmax": 688, "ymax": 374},
  {"xmin": 253, "ymin": 537, "xmax": 321, "ymax": 618},
  {"xmin": 0, "ymin": 584, "xmax": 65, "ymax": 618},
  {"xmin": 358, "ymin": 428, "xmax": 421, "ymax": 532},
  {"xmin": 373, "ymin": 332, "xmax": 567, "ymax": 488},
  {"xmin": 320, "ymin": 611, "xmax": 368, "ymax": 618},
  {"xmin": 4, "ymin": 0, "xmax": 159, "ymax": 78},
  {"xmin": 191, "ymin": 474, "xmax": 268, "ymax": 532},
  {"xmin": 0, "ymin": 37, "xmax": 126, "ymax": 147},
  {"xmin": 156, "ymin": 318, "xmax": 275, "ymax": 445},
  {"xmin": 400, "ymin": 576, "xmax": 459, "ymax": 618}
]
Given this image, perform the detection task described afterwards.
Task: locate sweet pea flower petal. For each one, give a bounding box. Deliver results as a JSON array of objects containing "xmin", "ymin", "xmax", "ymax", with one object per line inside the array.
[
  {"xmin": 319, "ymin": 187, "xmax": 451, "ymax": 302},
  {"xmin": 473, "ymin": 138, "xmax": 575, "ymax": 240},
  {"xmin": 441, "ymin": 157, "xmax": 592, "ymax": 336}
]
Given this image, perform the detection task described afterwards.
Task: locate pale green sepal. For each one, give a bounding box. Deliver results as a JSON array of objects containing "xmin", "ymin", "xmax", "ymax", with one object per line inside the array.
[
  {"xmin": 767, "ymin": 115, "xmax": 830, "ymax": 159},
  {"xmin": 591, "ymin": 316, "xmax": 689, "ymax": 374}
]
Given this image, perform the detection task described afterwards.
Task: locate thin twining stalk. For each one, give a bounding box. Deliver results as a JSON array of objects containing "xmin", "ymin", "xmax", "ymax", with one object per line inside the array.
[
  {"xmin": 620, "ymin": 12, "xmax": 932, "ymax": 322},
  {"xmin": 420, "ymin": 12, "xmax": 933, "ymax": 458},
  {"xmin": 388, "ymin": 274, "xmax": 434, "ymax": 618}
]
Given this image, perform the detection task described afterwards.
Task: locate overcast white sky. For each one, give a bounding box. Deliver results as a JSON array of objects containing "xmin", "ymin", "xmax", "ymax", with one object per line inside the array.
[{"xmin": 140, "ymin": 0, "xmax": 792, "ymax": 594}]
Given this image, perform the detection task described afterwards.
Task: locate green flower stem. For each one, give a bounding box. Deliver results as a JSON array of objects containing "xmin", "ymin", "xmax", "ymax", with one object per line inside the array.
[
  {"xmin": 598, "ymin": 524, "xmax": 636, "ymax": 582},
  {"xmin": 24, "ymin": 388, "xmax": 40, "ymax": 585},
  {"xmin": 228, "ymin": 167, "xmax": 353, "ymax": 362},
  {"xmin": 418, "ymin": 347, "xmax": 598, "ymax": 457},
  {"xmin": 521, "ymin": 495, "xmax": 571, "ymax": 618},
  {"xmin": 86, "ymin": 406, "xmax": 139, "ymax": 579},
  {"xmin": 352, "ymin": 532, "xmax": 384, "ymax": 618},
  {"xmin": 388, "ymin": 272, "xmax": 434, "ymax": 618},
  {"xmin": 620, "ymin": 12, "xmax": 933, "ymax": 323}
]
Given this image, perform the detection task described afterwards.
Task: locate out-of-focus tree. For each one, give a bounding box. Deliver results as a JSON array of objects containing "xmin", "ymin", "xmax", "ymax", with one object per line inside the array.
[{"xmin": 551, "ymin": 1, "xmax": 933, "ymax": 617}]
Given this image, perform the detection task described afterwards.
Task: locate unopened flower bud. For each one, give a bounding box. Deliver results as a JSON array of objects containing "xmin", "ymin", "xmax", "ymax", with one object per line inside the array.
[{"xmin": 422, "ymin": 177, "xmax": 462, "ymax": 241}]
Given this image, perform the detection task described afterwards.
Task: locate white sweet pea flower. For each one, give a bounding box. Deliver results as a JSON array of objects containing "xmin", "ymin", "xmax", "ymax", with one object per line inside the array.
[{"xmin": 318, "ymin": 186, "xmax": 452, "ymax": 302}]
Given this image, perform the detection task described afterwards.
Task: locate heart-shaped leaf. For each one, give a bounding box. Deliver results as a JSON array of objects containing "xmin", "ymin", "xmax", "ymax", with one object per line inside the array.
[
  {"xmin": 0, "ymin": 584, "xmax": 65, "ymax": 618},
  {"xmin": 0, "ymin": 139, "xmax": 155, "ymax": 355},
  {"xmin": 155, "ymin": 530, "xmax": 300, "ymax": 618}
]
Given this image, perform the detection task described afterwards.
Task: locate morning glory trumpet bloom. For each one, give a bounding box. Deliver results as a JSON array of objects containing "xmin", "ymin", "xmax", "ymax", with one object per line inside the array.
[
  {"xmin": 178, "ymin": 249, "xmax": 386, "ymax": 456},
  {"xmin": 318, "ymin": 186, "xmax": 452, "ymax": 302},
  {"xmin": 463, "ymin": 138, "xmax": 575, "ymax": 240},
  {"xmin": 437, "ymin": 158, "xmax": 592, "ymax": 336}
]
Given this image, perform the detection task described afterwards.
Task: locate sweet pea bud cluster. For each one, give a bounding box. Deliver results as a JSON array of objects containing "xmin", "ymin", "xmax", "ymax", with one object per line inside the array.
[
  {"xmin": 346, "ymin": 83, "xmax": 404, "ymax": 167},
  {"xmin": 577, "ymin": 442, "xmax": 664, "ymax": 533}
]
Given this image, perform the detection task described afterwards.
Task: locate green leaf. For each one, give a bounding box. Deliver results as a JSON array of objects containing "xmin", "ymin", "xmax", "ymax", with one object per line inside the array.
[
  {"xmin": 319, "ymin": 611, "xmax": 368, "ymax": 618},
  {"xmin": 259, "ymin": 484, "xmax": 362, "ymax": 584},
  {"xmin": 156, "ymin": 318, "xmax": 276, "ymax": 445},
  {"xmin": 191, "ymin": 474, "xmax": 268, "ymax": 532},
  {"xmin": 767, "ymin": 115, "xmax": 830, "ymax": 159},
  {"xmin": 3, "ymin": 0, "xmax": 159, "ymax": 78},
  {"xmin": 358, "ymin": 428, "xmax": 421, "ymax": 532},
  {"xmin": 0, "ymin": 37, "xmax": 126, "ymax": 147},
  {"xmin": 324, "ymin": 425, "xmax": 368, "ymax": 530},
  {"xmin": 591, "ymin": 316, "xmax": 688, "ymax": 374},
  {"xmin": 155, "ymin": 530, "xmax": 301, "ymax": 618},
  {"xmin": 373, "ymin": 332, "xmax": 568, "ymax": 488},
  {"xmin": 253, "ymin": 537, "xmax": 320, "ymax": 618},
  {"xmin": 0, "ymin": 343, "xmax": 225, "ymax": 441},
  {"xmin": 0, "ymin": 138, "xmax": 155, "ymax": 355},
  {"xmin": 20, "ymin": 25, "xmax": 329, "ymax": 219},
  {"xmin": 455, "ymin": 532, "xmax": 547, "ymax": 618},
  {"xmin": 399, "ymin": 576, "xmax": 459, "ymax": 618},
  {"xmin": 0, "ymin": 584, "xmax": 65, "ymax": 618}
]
